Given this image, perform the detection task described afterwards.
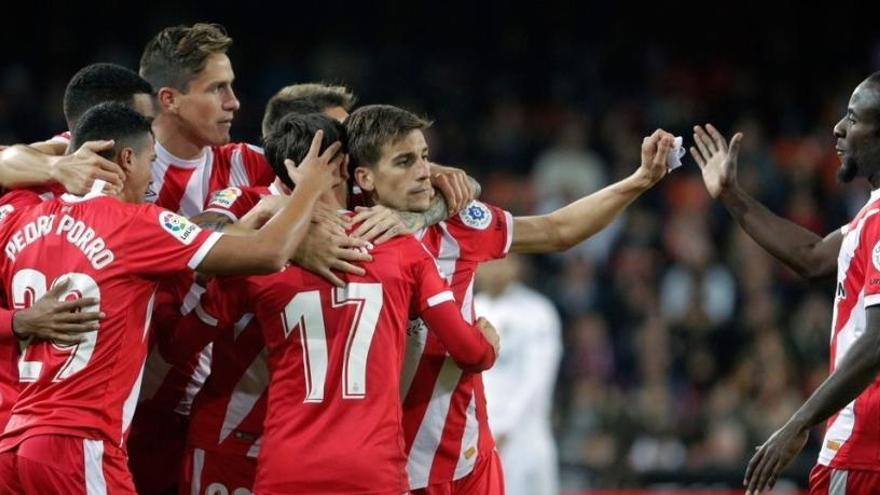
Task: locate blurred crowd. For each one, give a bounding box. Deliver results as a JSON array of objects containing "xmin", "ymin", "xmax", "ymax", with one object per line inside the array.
[{"xmin": 2, "ymin": 8, "xmax": 880, "ymax": 489}]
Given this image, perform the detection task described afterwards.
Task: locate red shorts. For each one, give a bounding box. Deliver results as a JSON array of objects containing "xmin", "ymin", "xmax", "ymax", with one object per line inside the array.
[
  {"xmin": 127, "ymin": 405, "xmax": 188, "ymax": 495},
  {"xmin": 0, "ymin": 434, "xmax": 135, "ymax": 494},
  {"xmin": 412, "ymin": 449, "xmax": 505, "ymax": 495},
  {"xmin": 180, "ymin": 446, "xmax": 257, "ymax": 495},
  {"xmin": 810, "ymin": 463, "xmax": 880, "ymax": 494}
]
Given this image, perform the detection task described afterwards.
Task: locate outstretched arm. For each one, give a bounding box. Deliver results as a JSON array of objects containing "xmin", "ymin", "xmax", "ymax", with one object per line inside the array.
[
  {"xmin": 692, "ymin": 124, "xmax": 840, "ymax": 280},
  {"xmin": 511, "ymin": 129, "xmax": 673, "ymax": 253}
]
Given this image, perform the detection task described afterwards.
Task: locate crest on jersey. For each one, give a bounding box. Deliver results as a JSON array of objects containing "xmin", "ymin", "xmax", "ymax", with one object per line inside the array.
[
  {"xmin": 208, "ymin": 187, "xmax": 242, "ymax": 208},
  {"xmin": 0, "ymin": 204, "xmax": 14, "ymax": 221},
  {"xmin": 159, "ymin": 211, "xmax": 200, "ymax": 245},
  {"xmin": 459, "ymin": 201, "xmax": 492, "ymax": 230}
]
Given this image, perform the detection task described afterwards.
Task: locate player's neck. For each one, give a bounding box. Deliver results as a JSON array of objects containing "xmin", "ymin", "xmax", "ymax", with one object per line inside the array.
[
  {"xmin": 153, "ymin": 114, "xmax": 207, "ymax": 160},
  {"xmin": 319, "ymin": 193, "xmax": 343, "ymax": 211}
]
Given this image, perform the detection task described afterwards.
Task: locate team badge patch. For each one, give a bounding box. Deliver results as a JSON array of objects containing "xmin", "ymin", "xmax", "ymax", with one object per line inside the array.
[
  {"xmin": 873, "ymin": 241, "xmax": 880, "ymax": 272},
  {"xmin": 459, "ymin": 201, "xmax": 492, "ymax": 230},
  {"xmin": 208, "ymin": 187, "xmax": 242, "ymax": 208},
  {"xmin": 159, "ymin": 211, "xmax": 200, "ymax": 245}
]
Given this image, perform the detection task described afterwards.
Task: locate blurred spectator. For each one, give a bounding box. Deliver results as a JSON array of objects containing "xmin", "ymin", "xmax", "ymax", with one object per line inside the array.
[{"xmin": 476, "ymin": 254, "xmax": 563, "ymax": 495}]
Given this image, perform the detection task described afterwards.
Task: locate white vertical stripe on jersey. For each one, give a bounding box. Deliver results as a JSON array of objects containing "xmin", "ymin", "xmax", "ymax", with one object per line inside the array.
[
  {"xmin": 219, "ymin": 348, "xmax": 269, "ymax": 444},
  {"xmin": 460, "ymin": 276, "xmax": 475, "ymax": 323},
  {"xmin": 436, "ymin": 223, "xmax": 460, "ymax": 282},
  {"xmin": 829, "ymin": 469, "xmax": 848, "ymax": 495},
  {"xmin": 148, "ymin": 157, "xmax": 172, "ymax": 205},
  {"xmin": 191, "ymin": 448, "xmax": 206, "ymax": 495},
  {"xmin": 177, "ymin": 148, "xmax": 213, "ymax": 218},
  {"xmin": 233, "ymin": 313, "xmax": 255, "ymax": 340},
  {"xmin": 406, "ymin": 357, "xmax": 463, "ymax": 488},
  {"xmin": 452, "ymin": 392, "xmax": 480, "ymax": 480},
  {"xmin": 230, "ymin": 148, "xmax": 249, "ymax": 187},
  {"xmin": 819, "ymin": 290, "xmax": 863, "ymax": 466},
  {"xmin": 817, "ymin": 209, "xmax": 876, "ymax": 466},
  {"xmin": 84, "ymin": 439, "xmax": 107, "ymax": 495},
  {"xmin": 181, "ymin": 282, "xmax": 207, "ymax": 316},
  {"xmin": 175, "ymin": 343, "xmax": 213, "ymax": 416}
]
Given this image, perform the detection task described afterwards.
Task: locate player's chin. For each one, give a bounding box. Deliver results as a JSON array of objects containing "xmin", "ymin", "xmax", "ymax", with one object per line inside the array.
[{"xmin": 407, "ymin": 197, "xmax": 431, "ymax": 212}]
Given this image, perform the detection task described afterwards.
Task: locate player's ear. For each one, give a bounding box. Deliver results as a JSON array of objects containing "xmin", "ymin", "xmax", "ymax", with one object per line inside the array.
[
  {"xmin": 354, "ymin": 165, "xmax": 375, "ymax": 192},
  {"xmin": 118, "ymin": 146, "xmax": 135, "ymax": 174},
  {"xmin": 157, "ymin": 87, "xmax": 178, "ymax": 113}
]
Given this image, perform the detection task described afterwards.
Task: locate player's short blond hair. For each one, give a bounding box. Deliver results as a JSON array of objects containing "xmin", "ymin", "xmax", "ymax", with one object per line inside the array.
[{"xmin": 139, "ymin": 23, "xmax": 232, "ymax": 92}]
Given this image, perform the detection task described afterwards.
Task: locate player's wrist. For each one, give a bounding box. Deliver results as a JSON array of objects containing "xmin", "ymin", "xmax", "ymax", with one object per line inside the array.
[{"xmin": 10, "ymin": 310, "xmax": 30, "ymax": 339}]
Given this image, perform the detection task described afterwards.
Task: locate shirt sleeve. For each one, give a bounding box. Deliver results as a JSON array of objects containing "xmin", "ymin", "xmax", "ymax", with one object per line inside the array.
[
  {"xmin": 862, "ymin": 213, "xmax": 880, "ymax": 307},
  {"xmin": 0, "ymin": 189, "xmax": 45, "ymax": 221},
  {"xmin": 409, "ymin": 241, "xmax": 495, "ymax": 371},
  {"xmin": 239, "ymin": 143, "xmax": 275, "ymax": 186},
  {"xmin": 122, "ymin": 204, "xmax": 223, "ymax": 278},
  {"xmin": 443, "ymin": 200, "xmax": 513, "ymax": 262},
  {"xmin": 202, "ymin": 186, "xmax": 260, "ymax": 222}
]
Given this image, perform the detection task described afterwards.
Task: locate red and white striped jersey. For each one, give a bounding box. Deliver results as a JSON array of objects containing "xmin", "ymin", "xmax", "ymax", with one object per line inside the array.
[
  {"xmin": 0, "ymin": 192, "xmax": 221, "ymax": 450},
  {"xmin": 138, "ymin": 140, "xmax": 274, "ymax": 417},
  {"xmin": 203, "ymin": 183, "xmax": 280, "ymax": 222},
  {"xmin": 176, "ymin": 278, "xmax": 268, "ymax": 460},
  {"xmin": 819, "ymin": 190, "xmax": 880, "ymax": 470},
  {"xmin": 147, "ymin": 141, "xmax": 274, "ymax": 218},
  {"xmin": 402, "ymin": 200, "xmax": 514, "ymax": 488}
]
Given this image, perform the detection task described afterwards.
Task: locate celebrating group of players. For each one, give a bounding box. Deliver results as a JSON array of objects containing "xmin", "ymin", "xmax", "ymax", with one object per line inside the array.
[{"xmin": 0, "ymin": 22, "xmax": 675, "ymax": 495}]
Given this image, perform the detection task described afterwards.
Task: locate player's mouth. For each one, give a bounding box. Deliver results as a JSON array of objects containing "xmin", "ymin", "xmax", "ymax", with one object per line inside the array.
[{"xmin": 409, "ymin": 186, "xmax": 429, "ymax": 195}]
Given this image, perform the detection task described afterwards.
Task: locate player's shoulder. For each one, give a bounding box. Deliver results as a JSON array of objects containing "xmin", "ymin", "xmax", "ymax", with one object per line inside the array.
[
  {"xmin": 444, "ymin": 200, "xmax": 507, "ymax": 233},
  {"xmin": 212, "ymin": 141, "xmax": 265, "ymax": 158}
]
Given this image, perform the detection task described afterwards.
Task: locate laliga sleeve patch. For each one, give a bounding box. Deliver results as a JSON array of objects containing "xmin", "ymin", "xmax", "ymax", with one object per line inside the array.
[
  {"xmin": 873, "ymin": 241, "xmax": 880, "ymax": 272},
  {"xmin": 159, "ymin": 211, "xmax": 201, "ymax": 245},
  {"xmin": 459, "ymin": 201, "xmax": 492, "ymax": 230},
  {"xmin": 208, "ymin": 187, "xmax": 242, "ymax": 208}
]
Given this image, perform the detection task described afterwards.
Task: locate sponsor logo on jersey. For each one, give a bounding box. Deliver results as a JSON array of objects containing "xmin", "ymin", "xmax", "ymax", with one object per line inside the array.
[
  {"xmin": 459, "ymin": 201, "xmax": 492, "ymax": 230},
  {"xmin": 208, "ymin": 187, "xmax": 242, "ymax": 209},
  {"xmin": 160, "ymin": 211, "xmax": 200, "ymax": 245}
]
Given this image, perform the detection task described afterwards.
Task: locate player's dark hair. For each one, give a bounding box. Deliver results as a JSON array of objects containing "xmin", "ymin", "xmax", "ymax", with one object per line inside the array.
[
  {"xmin": 63, "ymin": 63, "xmax": 154, "ymax": 130},
  {"xmin": 263, "ymin": 113, "xmax": 347, "ymax": 189},
  {"xmin": 71, "ymin": 102, "xmax": 154, "ymax": 160},
  {"xmin": 262, "ymin": 83, "xmax": 356, "ymax": 137},
  {"xmin": 139, "ymin": 23, "xmax": 232, "ymax": 92},
  {"xmin": 345, "ymin": 105, "xmax": 431, "ymax": 169}
]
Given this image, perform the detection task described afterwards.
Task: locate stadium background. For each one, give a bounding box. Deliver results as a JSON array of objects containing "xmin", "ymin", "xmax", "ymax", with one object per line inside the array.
[{"xmin": 2, "ymin": 2, "xmax": 879, "ymax": 492}]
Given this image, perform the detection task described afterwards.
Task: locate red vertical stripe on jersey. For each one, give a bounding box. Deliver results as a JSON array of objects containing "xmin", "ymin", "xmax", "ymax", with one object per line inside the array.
[
  {"xmin": 428, "ymin": 375, "xmax": 474, "ymax": 481},
  {"xmin": 402, "ymin": 335, "xmax": 448, "ymax": 453},
  {"xmin": 156, "ymin": 166, "xmax": 197, "ymax": 214}
]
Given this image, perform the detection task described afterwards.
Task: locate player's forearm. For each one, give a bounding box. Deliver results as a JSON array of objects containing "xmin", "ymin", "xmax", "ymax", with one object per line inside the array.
[
  {"xmin": 787, "ymin": 324, "xmax": 880, "ymax": 431},
  {"xmin": 0, "ymin": 145, "xmax": 57, "ymax": 188},
  {"xmin": 513, "ymin": 171, "xmax": 652, "ymax": 253},
  {"xmin": 250, "ymin": 180, "xmax": 324, "ymax": 269},
  {"xmin": 421, "ymin": 303, "xmax": 496, "ymax": 372},
  {"xmin": 397, "ymin": 177, "xmax": 481, "ymax": 233},
  {"xmin": 721, "ymin": 186, "xmax": 832, "ymax": 279}
]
